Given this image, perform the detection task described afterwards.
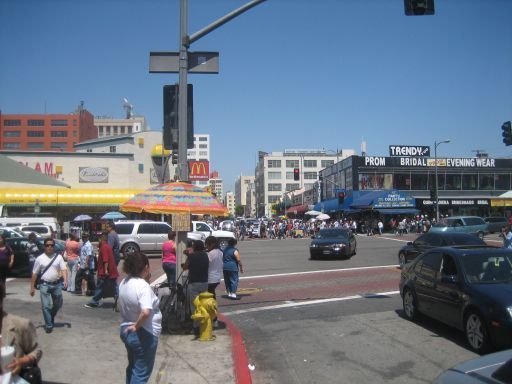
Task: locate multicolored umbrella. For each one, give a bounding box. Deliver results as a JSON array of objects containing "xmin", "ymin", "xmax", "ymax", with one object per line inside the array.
[{"xmin": 120, "ymin": 182, "xmax": 228, "ymax": 216}]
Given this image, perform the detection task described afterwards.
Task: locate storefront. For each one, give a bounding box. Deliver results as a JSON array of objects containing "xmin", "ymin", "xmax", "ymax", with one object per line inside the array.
[{"xmin": 318, "ymin": 154, "xmax": 512, "ymax": 217}]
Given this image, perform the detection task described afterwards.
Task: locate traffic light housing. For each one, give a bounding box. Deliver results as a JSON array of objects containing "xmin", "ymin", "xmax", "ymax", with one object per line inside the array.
[
  {"xmin": 502, "ymin": 121, "xmax": 512, "ymax": 146},
  {"xmin": 404, "ymin": 0, "xmax": 435, "ymax": 15},
  {"xmin": 171, "ymin": 151, "xmax": 178, "ymax": 165},
  {"xmin": 293, "ymin": 168, "xmax": 300, "ymax": 181},
  {"xmin": 163, "ymin": 84, "xmax": 179, "ymax": 150},
  {"xmin": 430, "ymin": 189, "xmax": 436, "ymax": 200},
  {"xmin": 337, "ymin": 191, "xmax": 345, "ymax": 205}
]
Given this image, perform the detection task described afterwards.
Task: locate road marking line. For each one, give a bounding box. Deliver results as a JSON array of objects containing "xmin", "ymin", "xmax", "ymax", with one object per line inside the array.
[
  {"xmin": 223, "ymin": 290, "xmax": 401, "ymax": 316},
  {"xmin": 239, "ymin": 264, "xmax": 399, "ymax": 280}
]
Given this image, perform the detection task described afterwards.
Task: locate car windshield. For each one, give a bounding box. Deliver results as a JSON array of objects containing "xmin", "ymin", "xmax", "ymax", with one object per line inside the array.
[
  {"xmin": 461, "ymin": 253, "xmax": 512, "ymax": 284},
  {"xmin": 316, "ymin": 229, "xmax": 349, "ymax": 240}
]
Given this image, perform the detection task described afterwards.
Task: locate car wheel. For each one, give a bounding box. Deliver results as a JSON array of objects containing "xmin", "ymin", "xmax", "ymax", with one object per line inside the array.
[
  {"xmin": 398, "ymin": 252, "xmax": 407, "ymax": 269},
  {"xmin": 218, "ymin": 238, "xmax": 229, "ymax": 250},
  {"xmin": 477, "ymin": 231, "xmax": 485, "ymax": 240},
  {"xmin": 122, "ymin": 242, "xmax": 140, "ymax": 256},
  {"xmin": 402, "ymin": 288, "xmax": 417, "ymax": 321},
  {"xmin": 464, "ymin": 311, "xmax": 490, "ymax": 354}
]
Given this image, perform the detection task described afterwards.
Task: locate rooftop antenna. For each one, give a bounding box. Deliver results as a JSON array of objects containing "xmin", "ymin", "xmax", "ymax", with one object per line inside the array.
[
  {"xmin": 472, "ymin": 149, "xmax": 488, "ymax": 158},
  {"xmin": 122, "ymin": 98, "xmax": 134, "ymax": 119}
]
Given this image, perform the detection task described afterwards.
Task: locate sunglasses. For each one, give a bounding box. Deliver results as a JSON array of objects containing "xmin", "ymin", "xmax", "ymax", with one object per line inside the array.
[{"xmin": 45, "ymin": 244, "xmax": 55, "ymax": 247}]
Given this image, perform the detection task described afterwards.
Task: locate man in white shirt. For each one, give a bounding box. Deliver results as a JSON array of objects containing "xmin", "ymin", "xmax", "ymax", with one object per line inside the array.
[{"xmin": 30, "ymin": 237, "xmax": 68, "ymax": 333}]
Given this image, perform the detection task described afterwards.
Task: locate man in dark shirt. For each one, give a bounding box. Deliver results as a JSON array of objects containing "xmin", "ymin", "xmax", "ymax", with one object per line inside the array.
[
  {"xmin": 183, "ymin": 240, "xmax": 209, "ymax": 335},
  {"xmin": 106, "ymin": 222, "xmax": 120, "ymax": 265}
]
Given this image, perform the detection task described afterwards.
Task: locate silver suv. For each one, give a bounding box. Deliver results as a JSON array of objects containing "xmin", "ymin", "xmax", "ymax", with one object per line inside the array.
[
  {"xmin": 114, "ymin": 220, "xmax": 205, "ymax": 255},
  {"xmin": 114, "ymin": 221, "xmax": 173, "ymax": 255}
]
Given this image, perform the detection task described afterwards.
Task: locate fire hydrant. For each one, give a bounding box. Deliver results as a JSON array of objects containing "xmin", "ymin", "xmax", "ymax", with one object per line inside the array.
[{"xmin": 191, "ymin": 292, "xmax": 217, "ymax": 341}]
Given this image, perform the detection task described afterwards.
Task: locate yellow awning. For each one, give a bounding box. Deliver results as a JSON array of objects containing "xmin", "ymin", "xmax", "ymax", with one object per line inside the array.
[
  {"xmin": 491, "ymin": 198, "xmax": 512, "ymax": 207},
  {"xmin": 0, "ymin": 188, "xmax": 143, "ymax": 206}
]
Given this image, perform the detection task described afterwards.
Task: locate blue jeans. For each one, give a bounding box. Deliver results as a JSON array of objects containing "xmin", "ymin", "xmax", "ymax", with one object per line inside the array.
[
  {"xmin": 39, "ymin": 282, "xmax": 63, "ymax": 330},
  {"xmin": 120, "ymin": 325, "xmax": 158, "ymax": 384},
  {"xmin": 223, "ymin": 270, "xmax": 239, "ymax": 294},
  {"xmin": 90, "ymin": 277, "xmax": 118, "ymax": 306},
  {"xmin": 67, "ymin": 259, "xmax": 78, "ymax": 292},
  {"xmin": 162, "ymin": 262, "xmax": 176, "ymax": 285}
]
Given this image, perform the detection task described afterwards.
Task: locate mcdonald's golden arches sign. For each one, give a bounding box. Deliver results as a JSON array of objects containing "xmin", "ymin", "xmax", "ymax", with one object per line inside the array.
[{"xmin": 188, "ymin": 160, "xmax": 209, "ymax": 181}]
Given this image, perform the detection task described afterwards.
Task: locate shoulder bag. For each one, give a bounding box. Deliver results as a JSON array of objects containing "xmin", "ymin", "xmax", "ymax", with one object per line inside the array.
[
  {"xmin": 19, "ymin": 363, "xmax": 42, "ymax": 384},
  {"xmin": 34, "ymin": 254, "xmax": 59, "ymax": 290}
]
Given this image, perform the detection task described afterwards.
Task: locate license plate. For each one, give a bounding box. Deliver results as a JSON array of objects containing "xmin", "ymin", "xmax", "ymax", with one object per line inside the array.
[{"xmin": 322, "ymin": 250, "xmax": 331, "ymax": 255}]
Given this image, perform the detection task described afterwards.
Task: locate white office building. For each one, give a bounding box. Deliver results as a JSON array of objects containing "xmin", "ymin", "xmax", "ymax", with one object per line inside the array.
[
  {"xmin": 254, "ymin": 149, "xmax": 356, "ymax": 217},
  {"xmin": 224, "ymin": 191, "xmax": 235, "ymax": 217},
  {"xmin": 94, "ymin": 116, "xmax": 147, "ymax": 138}
]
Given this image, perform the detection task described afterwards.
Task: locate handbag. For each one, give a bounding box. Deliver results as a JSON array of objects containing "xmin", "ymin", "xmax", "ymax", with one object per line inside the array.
[
  {"xmin": 101, "ymin": 278, "xmax": 116, "ymax": 298},
  {"xmin": 19, "ymin": 364, "xmax": 42, "ymax": 384},
  {"xmin": 34, "ymin": 254, "xmax": 59, "ymax": 290}
]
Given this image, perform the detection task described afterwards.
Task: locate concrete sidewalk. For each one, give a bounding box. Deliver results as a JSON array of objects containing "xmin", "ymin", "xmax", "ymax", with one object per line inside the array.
[{"xmin": 4, "ymin": 279, "xmax": 250, "ymax": 384}]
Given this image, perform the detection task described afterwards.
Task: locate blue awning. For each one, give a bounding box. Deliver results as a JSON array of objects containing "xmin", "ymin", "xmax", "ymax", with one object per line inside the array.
[
  {"xmin": 351, "ymin": 190, "xmax": 415, "ymax": 210},
  {"xmin": 313, "ymin": 195, "xmax": 354, "ymax": 213},
  {"xmin": 375, "ymin": 208, "xmax": 419, "ymax": 215}
]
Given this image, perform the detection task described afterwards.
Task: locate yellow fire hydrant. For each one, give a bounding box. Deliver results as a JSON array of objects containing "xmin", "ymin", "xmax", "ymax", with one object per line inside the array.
[{"xmin": 191, "ymin": 292, "xmax": 217, "ymax": 341}]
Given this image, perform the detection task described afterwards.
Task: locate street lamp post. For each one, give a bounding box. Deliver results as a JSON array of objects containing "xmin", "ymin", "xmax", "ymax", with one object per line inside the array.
[{"xmin": 434, "ymin": 139, "xmax": 450, "ymax": 222}]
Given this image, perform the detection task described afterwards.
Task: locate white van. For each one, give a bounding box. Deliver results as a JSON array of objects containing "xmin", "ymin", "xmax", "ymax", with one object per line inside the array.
[{"xmin": 0, "ymin": 217, "xmax": 60, "ymax": 234}]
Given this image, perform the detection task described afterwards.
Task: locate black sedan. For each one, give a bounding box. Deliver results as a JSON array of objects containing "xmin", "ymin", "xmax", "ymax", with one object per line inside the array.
[
  {"xmin": 6, "ymin": 237, "xmax": 65, "ymax": 277},
  {"xmin": 309, "ymin": 228, "xmax": 356, "ymax": 260},
  {"xmin": 398, "ymin": 232, "xmax": 486, "ymax": 268},
  {"xmin": 399, "ymin": 245, "xmax": 512, "ymax": 354}
]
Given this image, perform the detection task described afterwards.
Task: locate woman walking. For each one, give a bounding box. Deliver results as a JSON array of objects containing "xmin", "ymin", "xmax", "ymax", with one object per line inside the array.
[
  {"xmin": 64, "ymin": 233, "xmax": 80, "ymax": 293},
  {"xmin": 161, "ymin": 230, "xmax": 177, "ymax": 286},
  {"xmin": 205, "ymin": 236, "xmax": 223, "ymax": 298},
  {"xmin": 0, "ymin": 235, "xmax": 13, "ymax": 284},
  {"xmin": 222, "ymin": 238, "xmax": 244, "ymax": 300},
  {"xmin": 118, "ymin": 252, "xmax": 161, "ymax": 384}
]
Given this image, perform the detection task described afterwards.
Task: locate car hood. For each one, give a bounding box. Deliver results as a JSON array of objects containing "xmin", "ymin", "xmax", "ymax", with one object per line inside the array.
[
  {"xmin": 470, "ymin": 283, "xmax": 512, "ymax": 306},
  {"xmin": 212, "ymin": 229, "xmax": 236, "ymax": 238},
  {"xmin": 311, "ymin": 238, "xmax": 348, "ymax": 246}
]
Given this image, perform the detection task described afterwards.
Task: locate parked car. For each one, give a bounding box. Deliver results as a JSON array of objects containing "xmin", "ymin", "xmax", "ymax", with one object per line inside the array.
[
  {"xmin": 398, "ymin": 232, "xmax": 486, "ymax": 268},
  {"xmin": 15, "ymin": 225, "xmax": 54, "ymax": 238},
  {"xmin": 0, "ymin": 227, "xmax": 26, "ymax": 239},
  {"xmin": 6, "ymin": 237, "xmax": 65, "ymax": 277},
  {"xmin": 429, "ymin": 216, "xmax": 488, "ymax": 239},
  {"xmin": 399, "ymin": 245, "xmax": 512, "ymax": 353},
  {"xmin": 433, "ymin": 348, "xmax": 512, "ymax": 383},
  {"xmin": 484, "ymin": 217, "xmax": 509, "ymax": 234},
  {"xmin": 219, "ymin": 220, "xmax": 235, "ymax": 232},
  {"xmin": 309, "ymin": 228, "xmax": 357, "ymax": 260}
]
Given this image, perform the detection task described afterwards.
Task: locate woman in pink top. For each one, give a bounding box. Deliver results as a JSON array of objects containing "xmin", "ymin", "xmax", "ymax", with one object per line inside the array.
[
  {"xmin": 162, "ymin": 230, "xmax": 177, "ymax": 285},
  {"xmin": 65, "ymin": 233, "xmax": 80, "ymax": 293}
]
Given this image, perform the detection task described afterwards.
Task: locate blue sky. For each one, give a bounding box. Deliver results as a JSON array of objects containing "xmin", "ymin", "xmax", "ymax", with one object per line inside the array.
[{"xmin": 1, "ymin": 0, "xmax": 512, "ymax": 193}]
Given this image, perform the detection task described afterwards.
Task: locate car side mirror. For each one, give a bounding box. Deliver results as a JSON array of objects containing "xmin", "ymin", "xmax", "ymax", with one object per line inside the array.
[{"xmin": 441, "ymin": 275, "xmax": 458, "ymax": 284}]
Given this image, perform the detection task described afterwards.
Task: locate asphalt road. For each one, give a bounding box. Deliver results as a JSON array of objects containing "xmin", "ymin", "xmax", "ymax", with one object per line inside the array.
[{"xmin": 217, "ymin": 233, "xmax": 505, "ymax": 384}]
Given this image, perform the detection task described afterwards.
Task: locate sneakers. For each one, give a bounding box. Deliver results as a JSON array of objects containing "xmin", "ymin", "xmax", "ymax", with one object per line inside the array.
[
  {"xmin": 228, "ymin": 293, "xmax": 238, "ymax": 300},
  {"xmin": 84, "ymin": 303, "xmax": 98, "ymax": 308},
  {"xmin": 45, "ymin": 328, "xmax": 53, "ymax": 334}
]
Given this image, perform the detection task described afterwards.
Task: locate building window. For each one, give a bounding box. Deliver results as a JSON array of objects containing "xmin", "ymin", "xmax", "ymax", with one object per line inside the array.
[
  {"xmin": 285, "ymin": 183, "xmax": 300, "ymax": 191},
  {"xmin": 321, "ymin": 160, "xmax": 334, "ymax": 168},
  {"xmin": 3, "ymin": 131, "xmax": 20, "ymax": 137},
  {"xmin": 462, "ymin": 174, "xmax": 478, "ymax": 190},
  {"xmin": 303, "ymin": 160, "xmax": 317, "ymax": 168},
  {"xmin": 109, "ymin": 146, "xmax": 116, "ymax": 153},
  {"xmin": 495, "ymin": 174, "xmax": 511, "ymax": 190},
  {"xmin": 28, "ymin": 119, "xmax": 44, "ymax": 126},
  {"xmin": 286, "ymin": 172, "xmax": 294, "ymax": 180},
  {"xmin": 27, "ymin": 142, "xmax": 44, "ymax": 149},
  {"xmin": 3, "ymin": 143, "xmax": 20, "ymax": 149},
  {"xmin": 51, "ymin": 142, "xmax": 67, "ymax": 149},
  {"xmin": 3, "ymin": 120, "xmax": 21, "ymax": 126},
  {"xmin": 198, "ymin": 137, "xmax": 208, "ymax": 141},
  {"xmin": 268, "ymin": 183, "xmax": 282, "ymax": 191},
  {"xmin": 478, "ymin": 173, "xmax": 494, "ymax": 190},
  {"xmin": 410, "ymin": 173, "xmax": 430, "ymax": 190},
  {"xmin": 305, "ymin": 183, "xmax": 315, "ymax": 190},
  {"xmin": 393, "ymin": 173, "xmax": 411, "ymax": 190},
  {"xmin": 286, "ymin": 160, "xmax": 299, "ymax": 168},
  {"xmin": 73, "ymin": 131, "xmax": 77, "ymax": 137},
  {"xmin": 199, "ymin": 151, "xmax": 208, "ymax": 156},
  {"xmin": 268, "ymin": 172, "xmax": 282, "ymax": 179},
  {"xmin": 138, "ymin": 164, "xmax": 144, "ymax": 173},
  {"xmin": 51, "ymin": 131, "xmax": 68, "ymax": 137},
  {"xmin": 199, "ymin": 144, "xmax": 208, "ymax": 149},
  {"xmin": 267, "ymin": 160, "xmax": 281, "ymax": 168},
  {"xmin": 445, "ymin": 174, "xmax": 461, "ymax": 190},
  {"xmin": 51, "ymin": 119, "xmax": 68, "ymax": 126},
  {"xmin": 27, "ymin": 131, "xmax": 44, "ymax": 137},
  {"xmin": 268, "ymin": 196, "xmax": 280, "ymax": 203},
  {"xmin": 72, "ymin": 120, "xmax": 77, "ymax": 126},
  {"xmin": 304, "ymin": 172, "xmax": 317, "ymax": 180},
  {"xmin": 359, "ymin": 173, "xmax": 393, "ymax": 190}
]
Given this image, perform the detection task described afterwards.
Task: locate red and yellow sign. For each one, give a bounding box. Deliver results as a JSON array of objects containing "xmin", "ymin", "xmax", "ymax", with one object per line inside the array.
[{"xmin": 188, "ymin": 160, "xmax": 209, "ymax": 181}]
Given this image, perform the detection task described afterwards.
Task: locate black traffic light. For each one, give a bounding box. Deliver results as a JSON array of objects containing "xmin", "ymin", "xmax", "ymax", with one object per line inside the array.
[
  {"xmin": 163, "ymin": 84, "xmax": 178, "ymax": 150},
  {"xmin": 337, "ymin": 191, "xmax": 345, "ymax": 205},
  {"xmin": 171, "ymin": 152, "xmax": 178, "ymax": 165},
  {"xmin": 293, "ymin": 168, "xmax": 300, "ymax": 181},
  {"xmin": 404, "ymin": 0, "xmax": 435, "ymax": 15},
  {"xmin": 430, "ymin": 189, "xmax": 436, "ymax": 200},
  {"xmin": 502, "ymin": 121, "xmax": 512, "ymax": 146}
]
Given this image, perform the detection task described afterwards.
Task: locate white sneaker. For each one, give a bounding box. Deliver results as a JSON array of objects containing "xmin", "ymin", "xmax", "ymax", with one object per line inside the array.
[{"xmin": 228, "ymin": 293, "xmax": 235, "ymax": 298}]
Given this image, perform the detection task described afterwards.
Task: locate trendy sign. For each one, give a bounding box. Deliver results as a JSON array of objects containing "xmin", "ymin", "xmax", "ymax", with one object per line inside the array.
[
  {"xmin": 188, "ymin": 160, "xmax": 209, "ymax": 181},
  {"xmin": 389, "ymin": 145, "xmax": 430, "ymax": 157}
]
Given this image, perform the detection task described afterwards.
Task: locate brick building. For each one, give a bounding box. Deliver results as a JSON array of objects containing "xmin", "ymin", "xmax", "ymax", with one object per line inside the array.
[{"xmin": 0, "ymin": 104, "xmax": 97, "ymax": 151}]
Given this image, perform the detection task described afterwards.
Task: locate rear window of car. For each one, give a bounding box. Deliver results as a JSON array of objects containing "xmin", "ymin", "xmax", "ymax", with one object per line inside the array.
[
  {"xmin": 464, "ymin": 217, "xmax": 485, "ymax": 226},
  {"xmin": 22, "ymin": 226, "xmax": 49, "ymax": 233},
  {"xmin": 317, "ymin": 229, "xmax": 349, "ymax": 239},
  {"xmin": 444, "ymin": 234, "xmax": 485, "ymax": 246},
  {"xmin": 115, "ymin": 224, "xmax": 134, "ymax": 235},
  {"xmin": 485, "ymin": 217, "xmax": 507, "ymax": 223}
]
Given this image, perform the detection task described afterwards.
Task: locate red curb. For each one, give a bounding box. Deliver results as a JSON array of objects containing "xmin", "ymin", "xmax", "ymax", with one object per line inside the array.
[{"xmin": 218, "ymin": 313, "xmax": 252, "ymax": 384}]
